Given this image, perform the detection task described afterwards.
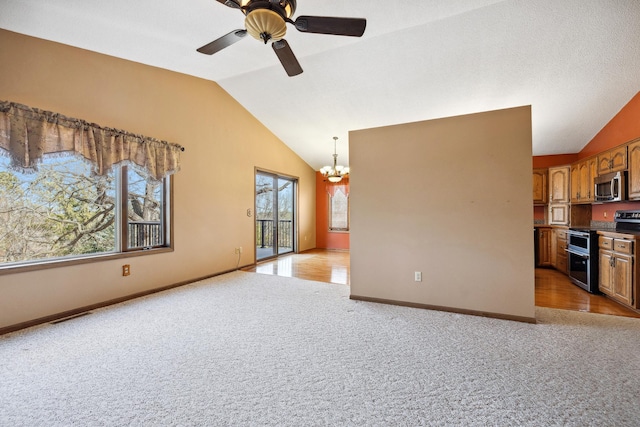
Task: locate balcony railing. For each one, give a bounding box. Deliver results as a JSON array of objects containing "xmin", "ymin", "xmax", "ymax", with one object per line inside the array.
[
  {"xmin": 256, "ymin": 219, "xmax": 293, "ymax": 249},
  {"xmin": 128, "ymin": 221, "xmax": 162, "ymax": 248}
]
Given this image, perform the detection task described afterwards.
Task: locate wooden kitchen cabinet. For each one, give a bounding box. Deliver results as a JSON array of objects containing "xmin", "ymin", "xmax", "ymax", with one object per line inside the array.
[
  {"xmin": 570, "ymin": 157, "xmax": 597, "ymax": 203},
  {"xmin": 599, "ymin": 250, "xmax": 614, "ymax": 295},
  {"xmin": 537, "ymin": 227, "xmax": 552, "ymax": 267},
  {"xmin": 597, "ymin": 145, "xmax": 627, "ymax": 175},
  {"xmin": 555, "ymin": 228, "xmax": 568, "ymax": 274},
  {"xmin": 548, "ymin": 166, "xmax": 570, "ymax": 203},
  {"xmin": 549, "ymin": 204, "xmax": 570, "ymax": 225},
  {"xmin": 626, "ymin": 138, "xmax": 640, "ymax": 199},
  {"xmin": 535, "ymin": 227, "xmax": 568, "ymax": 272},
  {"xmin": 533, "ymin": 168, "xmax": 548, "ymax": 205},
  {"xmin": 548, "ymin": 165, "xmax": 570, "ymax": 225},
  {"xmin": 598, "ymin": 234, "xmax": 635, "ymax": 308}
]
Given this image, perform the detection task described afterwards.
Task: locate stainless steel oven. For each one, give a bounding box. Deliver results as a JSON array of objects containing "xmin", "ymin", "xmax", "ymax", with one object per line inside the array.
[{"xmin": 566, "ymin": 229, "xmax": 600, "ymax": 293}]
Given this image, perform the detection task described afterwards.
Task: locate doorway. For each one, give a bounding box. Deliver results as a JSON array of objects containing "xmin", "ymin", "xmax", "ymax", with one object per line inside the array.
[{"xmin": 255, "ymin": 170, "xmax": 296, "ymax": 261}]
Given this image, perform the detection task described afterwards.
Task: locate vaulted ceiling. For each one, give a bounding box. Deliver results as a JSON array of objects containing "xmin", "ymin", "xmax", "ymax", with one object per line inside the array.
[{"xmin": 1, "ymin": 0, "xmax": 639, "ymax": 169}]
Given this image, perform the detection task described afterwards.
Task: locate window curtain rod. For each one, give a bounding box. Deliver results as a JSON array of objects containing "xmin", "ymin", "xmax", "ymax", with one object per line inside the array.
[{"xmin": 0, "ymin": 100, "xmax": 184, "ymax": 181}]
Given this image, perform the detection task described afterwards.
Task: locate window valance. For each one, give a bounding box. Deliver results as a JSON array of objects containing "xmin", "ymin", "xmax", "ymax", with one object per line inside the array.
[
  {"xmin": 0, "ymin": 100, "xmax": 184, "ymax": 181},
  {"xmin": 326, "ymin": 180, "xmax": 349, "ymax": 197}
]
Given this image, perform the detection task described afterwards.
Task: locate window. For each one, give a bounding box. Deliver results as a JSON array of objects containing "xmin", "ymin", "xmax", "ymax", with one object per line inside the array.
[
  {"xmin": 0, "ymin": 153, "xmax": 170, "ymax": 269},
  {"xmin": 329, "ymin": 186, "xmax": 349, "ymax": 231},
  {"xmin": 125, "ymin": 167, "xmax": 167, "ymax": 249}
]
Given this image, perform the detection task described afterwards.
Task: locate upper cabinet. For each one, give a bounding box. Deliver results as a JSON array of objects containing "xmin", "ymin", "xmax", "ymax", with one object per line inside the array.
[
  {"xmin": 597, "ymin": 145, "xmax": 627, "ymax": 175},
  {"xmin": 548, "ymin": 165, "xmax": 570, "ymax": 225},
  {"xmin": 548, "ymin": 165, "xmax": 570, "ymax": 204},
  {"xmin": 627, "ymin": 138, "xmax": 640, "ymax": 199},
  {"xmin": 535, "ymin": 140, "xmax": 639, "ymax": 210},
  {"xmin": 533, "ymin": 168, "xmax": 548, "ymax": 205},
  {"xmin": 570, "ymin": 157, "xmax": 597, "ymax": 204}
]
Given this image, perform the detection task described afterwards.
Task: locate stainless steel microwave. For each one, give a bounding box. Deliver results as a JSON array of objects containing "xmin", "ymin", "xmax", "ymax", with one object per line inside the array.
[{"xmin": 594, "ymin": 171, "xmax": 626, "ymax": 202}]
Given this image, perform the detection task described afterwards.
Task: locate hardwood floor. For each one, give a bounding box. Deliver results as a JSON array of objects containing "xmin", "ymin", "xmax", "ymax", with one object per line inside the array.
[
  {"xmin": 243, "ymin": 249, "xmax": 640, "ymax": 319},
  {"xmin": 244, "ymin": 249, "xmax": 350, "ymax": 286},
  {"xmin": 535, "ymin": 267, "xmax": 640, "ymax": 317}
]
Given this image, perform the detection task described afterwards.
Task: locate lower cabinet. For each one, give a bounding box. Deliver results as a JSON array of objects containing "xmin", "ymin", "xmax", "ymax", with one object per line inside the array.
[
  {"xmin": 598, "ymin": 235, "xmax": 635, "ymax": 308},
  {"xmin": 536, "ymin": 227, "xmax": 568, "ymax": 273},
  {"xmin": 537, "ymin": 227, "xmax": 552, "ymax": 267},
  {"xmin": 556, "ymin": 229, "xmax": 568, "ymax": 274}
]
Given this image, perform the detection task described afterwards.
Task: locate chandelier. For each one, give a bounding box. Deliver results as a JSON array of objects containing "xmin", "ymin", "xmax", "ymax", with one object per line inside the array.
[{"xmin": 320, "ymin": 137, "xmax": 349, "ymax": 183}]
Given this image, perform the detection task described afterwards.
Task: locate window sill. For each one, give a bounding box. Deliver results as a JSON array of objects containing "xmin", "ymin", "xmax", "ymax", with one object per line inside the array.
[{"xmin": 0, "ymin": 247, "xmax": 173, "ymax": 276}]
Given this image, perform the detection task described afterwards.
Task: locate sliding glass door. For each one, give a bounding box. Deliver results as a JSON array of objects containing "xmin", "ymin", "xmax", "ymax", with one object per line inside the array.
[{"xmin": 255, "ymin": 171, "xmax": 296, "ymax": 260}]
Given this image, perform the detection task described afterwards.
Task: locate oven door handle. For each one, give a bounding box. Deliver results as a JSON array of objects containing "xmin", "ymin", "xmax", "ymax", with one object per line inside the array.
[
  {"xmin": 565, "ymin": 248, "xmax": 589, "ymax": 258},
  {"xmin": 567, "ymin": 230, "xmax": 589, "ymax": 238}
]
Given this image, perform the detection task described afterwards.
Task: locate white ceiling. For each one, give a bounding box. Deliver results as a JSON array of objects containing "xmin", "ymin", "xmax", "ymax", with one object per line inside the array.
[{"xmin": 1, "ymin": 0, "xmax": 639, "ymax": 170}]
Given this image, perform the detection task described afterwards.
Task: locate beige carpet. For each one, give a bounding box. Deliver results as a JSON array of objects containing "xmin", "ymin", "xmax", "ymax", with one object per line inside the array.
[{"xmin": 1, "ymin": 271, "xmax": 639, "ymax": 426}]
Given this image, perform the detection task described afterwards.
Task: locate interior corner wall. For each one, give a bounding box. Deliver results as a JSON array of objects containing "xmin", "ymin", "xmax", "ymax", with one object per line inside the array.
[
  {"xmin": 349, "ymin": 106, "xmax": 535, "ymax": 320},
  {"xmin": 0, "ymin": 29, "xmax": 316, "ymax": 330},
  {"xmin": 315, "ymin": 172, "xmax": 350, "ymax": 249},
  {"xmin": 579, "ymin": 91, "xmax": 640, "ymax": 159}
]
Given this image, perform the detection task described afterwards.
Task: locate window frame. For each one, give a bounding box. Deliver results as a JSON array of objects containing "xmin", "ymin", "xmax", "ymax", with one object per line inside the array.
[{"xmin": 0, "ymin": 164, "xmax": 174, "ymax": 276}]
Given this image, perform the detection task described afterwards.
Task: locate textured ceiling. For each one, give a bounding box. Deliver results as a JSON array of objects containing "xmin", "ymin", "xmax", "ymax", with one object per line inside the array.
[{"xmin": 1, "ymin": 0, "xmax": 639, "ymax": 170}]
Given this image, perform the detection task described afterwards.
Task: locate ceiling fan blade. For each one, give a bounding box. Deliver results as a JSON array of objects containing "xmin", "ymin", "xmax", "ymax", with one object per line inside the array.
[
  {"xmin": 272, "ymin": 40, "xmax": 303, "ymax": 77},
  {"xmin": 294, "ymin": 16, "xmax": 366, "ymax": 37},
  {"xmin": 215, "ymin": 0, "xmax": 241, "ymax": 9},
  {"xmin": 197, "ymin": 30, "xmax": 247, "ymax": 55}
]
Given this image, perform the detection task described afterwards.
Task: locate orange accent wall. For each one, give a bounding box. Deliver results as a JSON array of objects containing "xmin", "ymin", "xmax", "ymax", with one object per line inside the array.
[
  {"xmin": 316, "ymin": 172, "xmax": 350, "ymax": 249},
  {"xmin": 532, "ymin": 154, "xmax": 578, "ymax": 169},
  {"xmin": 579, "ymin": 92, "xmax": 640, "ymax": 159}
]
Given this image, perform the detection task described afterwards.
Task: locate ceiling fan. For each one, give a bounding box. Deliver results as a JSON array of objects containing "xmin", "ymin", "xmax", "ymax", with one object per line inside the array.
[{"xmin": 197, "ymin": 0, "xmax": 367, "ymax": 77}]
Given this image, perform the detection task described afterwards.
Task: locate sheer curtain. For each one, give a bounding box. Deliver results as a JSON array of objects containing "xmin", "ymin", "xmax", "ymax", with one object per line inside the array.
[
  {"xmin": 0, "ymin": 100, "xmax": 184, "ymax": 180},
  {"xmin": 326, "ymin": 180, "xmax": 349, "ymax": 197}
]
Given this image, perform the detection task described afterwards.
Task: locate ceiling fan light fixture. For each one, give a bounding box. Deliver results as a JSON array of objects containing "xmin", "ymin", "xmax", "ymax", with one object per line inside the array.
[
  {"xmin": 245, "ymin": 9, "xmax": 287, "ymax": 42},
  {"xmin": 203, "ymin": 0, "xmax": 364, "ymax": 77}
]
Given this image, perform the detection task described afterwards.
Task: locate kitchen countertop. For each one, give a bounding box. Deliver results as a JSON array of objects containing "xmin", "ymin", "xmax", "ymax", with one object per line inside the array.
[{"xmin": 597, "ymin": 229, "xmax": 640, "ymax": 238}]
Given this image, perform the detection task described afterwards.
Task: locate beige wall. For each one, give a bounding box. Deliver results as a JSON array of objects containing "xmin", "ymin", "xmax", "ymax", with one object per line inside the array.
[
  {"xmin": 0, "ymin": 29, "xmax": 316, "ymax": 330},
  {"xmin": 349, "ymin": 107, "xmax": 535, "ymax": 321}
]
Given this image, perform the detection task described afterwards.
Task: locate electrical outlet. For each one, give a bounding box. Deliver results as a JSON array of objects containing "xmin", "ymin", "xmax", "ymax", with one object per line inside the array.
[
  {"xmin": 122, "ymin": 264, "xmax": 130, "ymax": 276},
  {"xmin": 414, "ymin": 271, "xmax": 422, "ymax": 282},
  {"xmin": 235, "ymin": 247, "xmax": 243, "ymax": 254}
]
